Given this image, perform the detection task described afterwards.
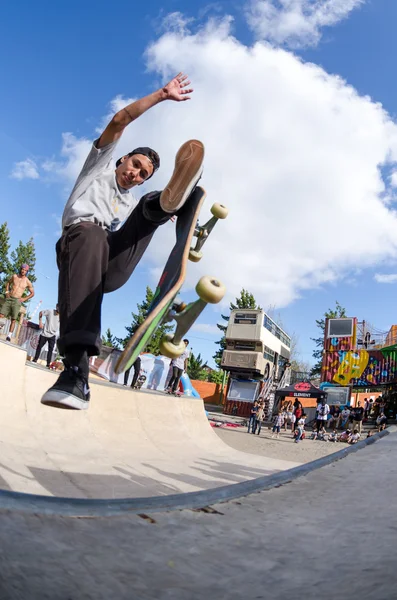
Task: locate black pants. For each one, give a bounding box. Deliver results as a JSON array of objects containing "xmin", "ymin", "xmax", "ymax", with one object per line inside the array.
[
  {"xmin": 124, "ymin": 357, "xmax": 141, "ymax": 387},
  {"xmin": 33, "ymin": 334, "xmax": 56, "ymax": 366},
  {"xmin": 316, "ymin": 419, "xmax": 326, "ymax": 433},
  {"xmin": 168, "ymin": 367, "xmax": 183, "ymax": 392},
  {"xmin": 56, "ymin": 192, "xmax": 170, "ymax": 357}
]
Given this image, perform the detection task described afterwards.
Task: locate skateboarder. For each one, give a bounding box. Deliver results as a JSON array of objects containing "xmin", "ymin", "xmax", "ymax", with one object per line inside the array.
[
  {"xmin": 0, "ymin": 264, "xmax": 35, "ymax": 342},
  {"xmin": 32, "ymin": 305, "xmax": 60, "ymax": 368},
  {"xmin": 123, "ymin": 354, "xmax": 142, "ymax": 389},
  {"xmin": 41, "ymin": 72, "xmax": 204, "ymax": 410}
]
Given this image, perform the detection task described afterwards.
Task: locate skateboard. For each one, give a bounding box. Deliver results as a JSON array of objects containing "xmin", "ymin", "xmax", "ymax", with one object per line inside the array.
[{"xmin": 114, "ymin": 186, "xmax": 228, "ymax": 374}]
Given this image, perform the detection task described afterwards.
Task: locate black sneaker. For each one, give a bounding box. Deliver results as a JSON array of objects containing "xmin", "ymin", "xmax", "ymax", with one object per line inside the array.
[{"xmin": 41, "ymin": 363, "xmax": 90, "ymax": 410}]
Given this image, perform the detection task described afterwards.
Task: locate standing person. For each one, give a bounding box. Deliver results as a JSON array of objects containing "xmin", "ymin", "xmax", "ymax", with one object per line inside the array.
[
  {"xmin": 247, "ymin": 401, "xmax": 259, "ymax": 434},
  {"xmin": 363, "ymin": 398, "xmax": 370, "ymax": 420},
  {"xmin": 32, "ymin": 305, "xmax": 60, "ymax": 368},
  {"xmin": 0, "ymin": 264, "xmax": 35, "ymax": 342},
  {"xmin": 40, "ymin": 72, "xmax": 204, "ymax": 410},
  {"xmin": 295, "ymin": 413, "xmax": 307, "ymax": 443},
  {"xmin": 271, "ymin": 412, "xmax": 283, "ymax": 439},
  {"xmin": 255, "ymin": 402, "xmax": 265, "ymax": 435},
  {"xmin": 316, "ymin": 398, "xmax": 330, "ymax": 433},
  {"xmin": 123, "ymin": 355, "xmax": 142, "ymax": 389},
  {"xmin": 351, "ymin": 400, "xmax": 364, "ymax": 434},
  {"xmin": 293, "ymin": 399, "xmax": 303, "ymax": 431},
  {"xmin": 166, "ymin": 339, "xmax": 190, "ymax": 395}
]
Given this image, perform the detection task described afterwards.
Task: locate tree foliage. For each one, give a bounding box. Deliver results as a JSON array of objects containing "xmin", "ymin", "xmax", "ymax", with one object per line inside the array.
[
  {"xmin": 310, "ymin": 301, "xmax": 347, "ymax": 377},
  {"xmin": 207, "ymin": 369, "xmax": 225, "ymax": 385},
  {"xmin": 102, "ymin": 328, "xmax": 120, "ymax": 349},
  {"xmin": 0, "ymin": 222, "xmax": 11, "ymax": 295},
  {"xmin": 213, "ymin": 288, "xmax": 262, "ymax": 367},
  {"xmin": 187, "ymin": 351, "xmax": 208, "ymax": 381},
  {"xmin": 117, "ymin": 286, "xmax": 173, "ymax": 354}
]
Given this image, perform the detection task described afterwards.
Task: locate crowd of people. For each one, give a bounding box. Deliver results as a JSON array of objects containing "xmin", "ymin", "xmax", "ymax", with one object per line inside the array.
[{"xmin": 247, "ymin": 395, "xmax": 388, "ymax": 444}]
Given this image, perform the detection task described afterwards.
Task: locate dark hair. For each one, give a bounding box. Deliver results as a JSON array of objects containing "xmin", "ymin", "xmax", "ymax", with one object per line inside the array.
[
  {"xmin": 183, "ymin": 339, "xmax": 189, "ymax": 345},
  {"xmin": 115, "ymin": 146, "xmax": 160, "ymax": 179}
]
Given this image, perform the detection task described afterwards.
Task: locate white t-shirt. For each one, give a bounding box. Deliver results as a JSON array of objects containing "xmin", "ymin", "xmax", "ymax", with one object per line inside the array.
[
  {"xmin": 171, "ymin": 349, "xmax": 190, "ymax": 370},
  {"xmin": 62, "ymin": 139, "xmax": 138, "ymax": 232},
  {"xmin": 317, "ymin": 403, "xmax": 330, "ymax": 421},
  {"xmin": 41, "ymin": 309, "xmax": 59, "ymax": 338}
]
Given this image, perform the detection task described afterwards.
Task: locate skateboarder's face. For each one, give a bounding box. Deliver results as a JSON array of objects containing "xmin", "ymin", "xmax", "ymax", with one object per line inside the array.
[
  {"xmin": 116, "ymin": 154, "xmax": 154, "ymax": 189},
  {"xmin": 20, "ymin": 267, "xmax": 28, "ymax": 276}
]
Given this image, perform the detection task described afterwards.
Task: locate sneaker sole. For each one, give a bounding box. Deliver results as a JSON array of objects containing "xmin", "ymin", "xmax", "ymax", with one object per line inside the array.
[
  {"xmin": 41, "ymin": 389, "xmax": 89, "ymax": 410},
  {"xmin": 160, "ymin": 140, "xmax": 204, "ymax": 213}
]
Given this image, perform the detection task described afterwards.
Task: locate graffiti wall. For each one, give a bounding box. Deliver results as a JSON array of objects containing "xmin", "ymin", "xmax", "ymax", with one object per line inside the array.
[{"xmin": 322, "ymin": 346, "xmax": 397, "ymax": 386}]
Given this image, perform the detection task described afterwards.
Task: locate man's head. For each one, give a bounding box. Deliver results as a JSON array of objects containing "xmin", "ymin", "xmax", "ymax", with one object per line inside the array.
[
  {"xmin": 115, "ymin": 147, "xmax": 160, "ymax": 189},
  {"xmin": 357, "ymin": 401, "xmax": 361, "ymax": 407},
  {"xmin": 183, "ymin": 339, "xmax": 189, "ymax": 347},
  {"xmin": 20, "ymin": 264, "xmax": 29, "ymax": 276}
]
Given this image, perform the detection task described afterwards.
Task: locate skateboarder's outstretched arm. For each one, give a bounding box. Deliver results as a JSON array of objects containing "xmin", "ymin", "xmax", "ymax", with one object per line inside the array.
[{"xmin": 98, "ymin": 73, "xmax": 193, "ymax": 149}]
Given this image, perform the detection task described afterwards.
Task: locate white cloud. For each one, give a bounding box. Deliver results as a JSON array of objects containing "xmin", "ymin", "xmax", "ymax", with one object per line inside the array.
[
  {"xmin": 192, "ymin": 323, "xmax": 222, "ymax": 335},
  {"xmin": 246, "ymin": 0, "xmax": 364, "ymax": 48},
  {"xmin": 35, "ymin": 17, "xmax": 397, "ymax": 309},
  {"xmin": 10, "ymin": 158, "xmax": 40, "ymax": 180},
  {"xmin": 374, "ymin": 273, "xmax": 397, "ymax": 284}
]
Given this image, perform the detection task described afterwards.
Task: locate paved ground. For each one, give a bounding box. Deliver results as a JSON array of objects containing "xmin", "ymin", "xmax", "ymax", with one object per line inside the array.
[{"xmin": 0, "ymin": 429, "xmax": 395, "ymax": 599}]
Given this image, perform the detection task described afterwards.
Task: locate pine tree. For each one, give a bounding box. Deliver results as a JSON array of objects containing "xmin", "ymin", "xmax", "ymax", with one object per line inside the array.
[
  {"xmin": 213, "ymin": 288, "xmax": 262, "ymax": 367},
  {"xmin": 187, "ymin": 352, "xmax": 208, "ymax": 380},
  {"xmin": 310, "ymin": 301, "xmax": 347, "ymax": 377},
  {"xmin": 102, "ymin": 328, "xmax": 120, "ymax": 349},
  {"xmin": 0, "ymin": 222, "xmax": 11, "ymax": 295},
  {"xmin": 117, "ymin": 286, "xmax": 173, "ymax": 354}
]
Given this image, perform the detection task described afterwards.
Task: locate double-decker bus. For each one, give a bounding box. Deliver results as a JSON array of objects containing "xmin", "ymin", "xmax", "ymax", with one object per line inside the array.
[{"xmin": 221, "ymin": 309, "xmax": 291, "ymax": 379}]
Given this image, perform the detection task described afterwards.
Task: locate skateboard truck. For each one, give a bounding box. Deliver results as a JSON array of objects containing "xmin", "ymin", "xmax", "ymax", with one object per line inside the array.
[
  {"xmin": 159, "ymin": 275, "xmax": 226, "ymax": 358},
  {"xmin": 189, "ymin": 203, "xmax": 228, "ymax": 263}
]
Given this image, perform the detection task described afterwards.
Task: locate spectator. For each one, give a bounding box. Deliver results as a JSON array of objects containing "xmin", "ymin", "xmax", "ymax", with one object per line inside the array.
[
  {"xmin": 32, "ymin": 305, "xmax": 60, "ymax": 368},
  {"xmin": 329, "ymin": 429, "xmax": 338, "ymax": 443},
  {"xmin": 316, "ymin": 398, "xmax": 330, "ymax": 433},
  {"xmin": 376, "ymin": 412, "xmax": 387, "ymax": 432},
  {"xmin": 338, "ymin": 429, "xmax": 352, "ymax": 443},
  {"xmin": 328, "ymin": 406, "xmax": 341, "ymax": 430},
  {"xmin": 248, "ymin": 401, "xmax": 259, "ymax": 433},
  {"xmin": 363, "ymin": 398, "xmax": 370, "ymax": 420},
  {"xmin": 349, "ymin": 429, "xmax": 361, "ymax": 445},
  {"xmin": 293, "ymin": 400, "xmax": 303, "ymax": 430},
  {"xmin": 255, "ymin": 403, "xmax": 265, "ymax": 435},
  {"xmin": 339, "ymin": 406, "xmax": 351, "ymax": 430},
  {"xmin": 166, "ymin": 339, "xmax": 190, "ymax": 395},
  {"xmin": 294, "ymin": 413, "xmax": 306, "ymax": 443},
  {"xmin": 271, "ymin": 412, "xmax": 283, "ymax": 439},
  {"xmin": 351, "ymin": 401, "xmax": 364, "ymax": 434},
  {"xmin": 289, "ymin": 412, "xmax": 296, "ymax": 433}
]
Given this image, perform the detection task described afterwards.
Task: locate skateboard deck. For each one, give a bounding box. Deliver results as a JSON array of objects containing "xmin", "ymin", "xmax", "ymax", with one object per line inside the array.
[{"xmin": 115, "ymin": 186, "xmax": 207, "ymax": 374}]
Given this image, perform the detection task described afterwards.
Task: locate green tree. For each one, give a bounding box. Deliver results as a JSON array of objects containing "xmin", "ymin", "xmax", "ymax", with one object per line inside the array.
[
  {"xmin": 187, "ymin": 351, "xmax": 208, "ymax": 380},
  {"xmin": 213, "ymin": 288, "xmax": 262, "ymax": 367},
  {"xmin": 118, "ymin": 286, "xmax": 173, "ymax": 354},
  {"xmin": 207, "ymin": 369, "xmax": 225, "ymax": 385},
  {"xmin": 102, "ymin": 328, "xmax": 120, "ymax": 349},
  {"xmin": 310, "ymin": 301, "xmax": 347, "ymax": 378},
  {"xmin": 0, "ymin": 222, "xmax": 11, "ymax": 295}
]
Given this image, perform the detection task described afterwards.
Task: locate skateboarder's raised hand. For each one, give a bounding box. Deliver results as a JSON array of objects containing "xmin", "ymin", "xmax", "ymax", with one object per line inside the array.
[
  {"xmin": 161, "ymin": 73, "xmax": 193, "ymax": 102},
  {"xmin": 98, "ymin": 72, "xmax": 194, "ymax": 148}
]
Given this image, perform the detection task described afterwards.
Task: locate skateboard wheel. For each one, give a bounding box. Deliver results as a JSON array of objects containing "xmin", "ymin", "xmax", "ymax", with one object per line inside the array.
[
  {"xmin": 189, "ymin": 249, "xmax": 203, "ymax": 263},
  {"xmin": 211, "ymin": 203, "xmax": 228, "ymax": 219},
  {"xmin": 159, "ymin": 334, "xmax": 187, "ymax": 359},
  {"xmin": 196, "ymin": 276, "xmax": 226, "ymax": 304}
]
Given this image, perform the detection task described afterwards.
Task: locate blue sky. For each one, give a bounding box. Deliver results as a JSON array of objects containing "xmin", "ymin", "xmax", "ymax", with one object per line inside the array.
[{"xmin": 2, "ymin": 0, "xmax": 397, "ymax": 367}]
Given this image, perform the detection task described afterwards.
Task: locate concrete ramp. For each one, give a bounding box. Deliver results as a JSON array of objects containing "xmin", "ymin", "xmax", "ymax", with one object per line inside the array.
[{"xmin": 0, "ymin": 341, "xmax": 299, "ymax": 500}]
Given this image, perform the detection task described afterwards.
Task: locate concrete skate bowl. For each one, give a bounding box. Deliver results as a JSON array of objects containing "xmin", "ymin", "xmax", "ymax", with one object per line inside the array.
[{"xmin": 0, "ymin": 341, "xmax": 301, "ymax": 516}]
